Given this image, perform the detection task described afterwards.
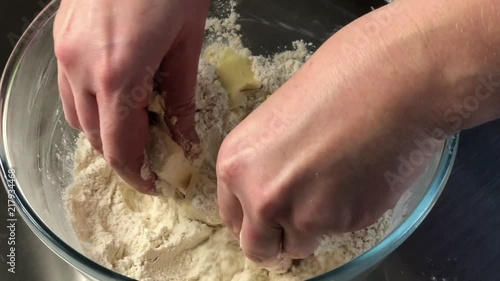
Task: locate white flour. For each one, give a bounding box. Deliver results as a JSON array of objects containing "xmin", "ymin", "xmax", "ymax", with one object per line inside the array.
[{"xmin": 64, "ymin": 7, "xmax": 392, "ymax": 281}]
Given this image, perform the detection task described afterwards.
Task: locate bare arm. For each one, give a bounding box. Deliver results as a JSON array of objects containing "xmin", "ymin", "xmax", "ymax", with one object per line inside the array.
[{"xmin": 216, "ymin": 0, "xmax": 500, "ymax": 268}]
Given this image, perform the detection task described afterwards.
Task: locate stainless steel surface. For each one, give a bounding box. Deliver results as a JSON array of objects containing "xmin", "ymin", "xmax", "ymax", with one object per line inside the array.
[{"xmin": 1, "ymin": 1, "xmax": 496, "ymax": 281}]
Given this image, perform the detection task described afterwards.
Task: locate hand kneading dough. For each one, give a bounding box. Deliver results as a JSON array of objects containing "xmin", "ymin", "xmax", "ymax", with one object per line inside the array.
[
  {"xmin": 144, "ymin": 95, "xmax": 220, "ymax": 226},
  {"xmin": 143, "ymin": 49, "xmax": 262, "ymax": 226},
  {"xmin": 66, "ymin": 24, "xmax": 392, "ymax": 279}
]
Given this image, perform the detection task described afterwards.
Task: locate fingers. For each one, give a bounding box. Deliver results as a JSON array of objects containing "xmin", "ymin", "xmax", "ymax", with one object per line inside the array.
[
  {"xmin": 59, "ymin": 60, "xmax": 102, "ymax": 154},
  {"xmin": 58, "ymin": 67, "xmax": 81, "ymax": 130},
  {"xmin": 282, "ymin": 228, "xmax": 321, "ymax": 259},
  {"xmin": 239, "ymin": 214, "xmax": 286, "ymax": 268},
  {"xmin": 73, "ymin": 90, "xmax": 102, "ymax": 153},
  {"xmin": 217, "ymin": 183, "xmax": 244, "ymax": 239},
  {"xmin": 97, "ymin": 88, "xmax": 155, "ymax": 194},
  {"xmin": 58, "ymin": 58, "xmax": 154, "ymax": 193},
  {"xmin": 159, "ymin": 29, "xmax": 204, "ymax": 155},
  {"xmin": 219, "ymin": 182, "xmax": 296, "ymax": 271}
]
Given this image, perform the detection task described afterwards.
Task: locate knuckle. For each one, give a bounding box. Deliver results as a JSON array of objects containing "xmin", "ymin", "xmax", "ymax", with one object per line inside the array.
[
  {"xmin": 88, "ymin": 141, "xmax": 102, "ymax": 154},
  {"xmin": 103, "ymin": 153, "xmax": 124, "ymax": 171},
  {"xmin": 86, "ymin": 128, "xmax": 101, "ymax": 140},
  {"xmin": 66, "ymin": 118, "xmax": 80, "ymax": 130},
  {"xmin": 253, "ymin": 195, "xmax": 282, "ymax": 220},
  {"xmin": 293, "ymin": 215, "xmax": 317, "ymax": 233},
  {"xmin": 86, "ymin": 134, "xmax": 103, "ymax": 152},
  {"xmin": 217, "ymin": 136, "xmax": 258, "ymax": 186},
  {"xmin": 64, "ymin": 112, "xmax": 80, "ymax": 129},
  {"xmin": 54, "ymin": 41, "xmax": 78, "ymax": 67},
  {"xmin": 96, "ymin": 65, "xmax": 129, "ymax": 93},
  {"xmin": 216, "ymin": 149, "xmax": 244, "ymax": 187}
]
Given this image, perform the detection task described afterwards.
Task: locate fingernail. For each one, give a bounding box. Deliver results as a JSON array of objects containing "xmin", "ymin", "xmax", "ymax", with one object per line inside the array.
[
  {"xmin": 147, "ymin": 188, "xmax": 158, "ymax": 196},
  {"xmin": 249, "ymin": 255, "xmax": 264, "ymax": 264},
  {"xmin": 147, "ymin": 178, "xmax": 159, "ymax": 196},
  {"xmin": 142, "ymin": 170, "xmax": 158, "ymax": 196}
]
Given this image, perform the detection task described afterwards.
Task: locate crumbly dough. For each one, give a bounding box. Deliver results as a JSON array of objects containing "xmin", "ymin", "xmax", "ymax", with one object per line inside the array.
[{"xmin": 64, "ymin": 8, "xmax": 392, "ymax": 281}]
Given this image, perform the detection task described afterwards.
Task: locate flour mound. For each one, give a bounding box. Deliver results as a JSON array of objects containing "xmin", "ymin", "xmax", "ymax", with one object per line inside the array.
[{"xmin": 64, "ymin": 7, "xmax": 392, "ymax": 281}]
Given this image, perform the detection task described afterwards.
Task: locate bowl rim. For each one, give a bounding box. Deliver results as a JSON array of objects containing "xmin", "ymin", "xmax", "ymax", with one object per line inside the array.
[
  {"xmin": 0, "ymin": 1, "xmax": 459, "ymax": 280},
  {"xmin": 312, "ymin": 134, "xmax": 458, "ymax": 280}
]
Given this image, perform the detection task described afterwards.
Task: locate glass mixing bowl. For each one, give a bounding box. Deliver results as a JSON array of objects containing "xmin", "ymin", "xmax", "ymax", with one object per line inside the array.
[{"xmin": 0, "ymin": 0, "xmax": 458, "ymax": 280}]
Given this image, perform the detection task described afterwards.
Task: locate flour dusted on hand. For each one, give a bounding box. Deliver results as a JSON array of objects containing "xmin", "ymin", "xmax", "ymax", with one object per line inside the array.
[{"xmin": 64, "ymin": 6, "xmax": 392, "ymax": 281}]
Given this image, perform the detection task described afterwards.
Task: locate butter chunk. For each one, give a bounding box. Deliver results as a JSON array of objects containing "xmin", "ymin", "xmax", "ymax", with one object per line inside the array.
[{"xmin": 216, "ymin": 49, "xmax": 261, "ymax": 108}]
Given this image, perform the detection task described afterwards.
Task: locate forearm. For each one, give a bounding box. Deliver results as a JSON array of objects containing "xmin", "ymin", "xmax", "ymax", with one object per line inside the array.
[
  {"xmin": 399, "ymin": 0, "xmax": 500, "ymax": 132},
  {"xmin": 313, "ymin": 0, "xmax": 500, "ymax": 136}
]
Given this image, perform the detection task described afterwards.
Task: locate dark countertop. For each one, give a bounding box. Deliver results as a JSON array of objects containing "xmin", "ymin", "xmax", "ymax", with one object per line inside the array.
[
  {"xmin": 1, "ymin": 1, "xmax": 499, "ymax": 280},
  {"xmin": 372, "ymin": 121, "xmax": 500, "ymax": 281}
]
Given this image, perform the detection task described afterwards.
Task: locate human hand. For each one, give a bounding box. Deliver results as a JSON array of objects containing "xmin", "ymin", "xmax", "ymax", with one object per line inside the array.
[
  {"xmin": 216, "ymin": 3, "xmax": 454, "ymax": 267},
  {"xmin": 54, "ymin": 0, "xmax": 210, "ymax": 193},
  {"xmin": 217, "ymin": 0, "xmax": 500, "ymax": 266}
]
